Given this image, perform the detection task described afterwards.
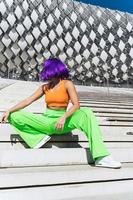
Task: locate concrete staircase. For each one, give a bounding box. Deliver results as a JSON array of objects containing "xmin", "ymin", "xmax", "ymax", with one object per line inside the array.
[{"xmin": 0, "ymin": 79, "xmax": 133, "ymax": 199}]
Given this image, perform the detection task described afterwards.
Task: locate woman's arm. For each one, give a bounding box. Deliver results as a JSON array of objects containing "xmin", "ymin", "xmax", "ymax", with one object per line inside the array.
[
  {"xmin": 63, "ymin": 80, "xmax": 80, "ymax": 118},
  {"xmin": 7, "ymin": 84, "xmax": 45, "ymax": 113},
  {"xmin": 55, "ymin": 80, "xmax": 80, "ymax": 130}
]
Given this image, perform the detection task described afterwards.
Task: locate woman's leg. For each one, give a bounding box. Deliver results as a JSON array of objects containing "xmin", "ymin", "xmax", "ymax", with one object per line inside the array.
[
  {"xmin": 8, "ymin": 110, "xmax": 57, "ymax": 148},
  {"xmin": 64, "ymin": 107, "xmax": 110, "ymax": 160}
]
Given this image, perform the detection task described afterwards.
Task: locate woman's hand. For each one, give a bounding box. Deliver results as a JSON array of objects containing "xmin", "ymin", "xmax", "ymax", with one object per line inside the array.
[
  {"xmin": 1, "ymin": 111, "xmax": 10, "ymax": 123},
  {"xmin": 55, "ymin": 116, "xmax": 66, "ymax": 130}
]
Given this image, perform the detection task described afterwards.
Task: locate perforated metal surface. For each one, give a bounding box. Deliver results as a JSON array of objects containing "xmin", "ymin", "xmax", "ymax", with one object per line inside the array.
[{"xmin": 0, "ymin": 0, "xmax": 133, "ymax": 86}]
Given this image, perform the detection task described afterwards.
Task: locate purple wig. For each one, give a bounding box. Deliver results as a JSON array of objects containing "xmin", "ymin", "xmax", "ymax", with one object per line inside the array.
[{"xmin": 39, "ymin": 58, "xmax": 69, "ymax": 81}]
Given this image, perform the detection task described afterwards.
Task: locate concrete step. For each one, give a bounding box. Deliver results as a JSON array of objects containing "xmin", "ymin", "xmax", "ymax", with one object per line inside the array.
[
  {"xmin": 80, "ymin": 101, "xmax": 133, "ymax": 110},
  {"xmin": 79, "ymin": 99, "xmax": 133, "ymax": 106},
  {"xmin": 0, "ymin": 148, "xmax": 131, "ymax": 167},
  {"xmin": 0, "ymin": 124, "xmax": 133, "ymax": 142},
  {"xmin": 0, "ymin": 175, "xmax": 133, "ymax": 200},
  {"xmin": 96, "ymin": 112, "xmax": 133, "ymax": 118},
  {"xmin": 78, "ymin": 89, "xmax": 133, "ymax": 103},
  {"xmin": 82, "ymin": 105, "xmax": 133, "ymax": 115},
  {"xmin": 0, "ymin": 141, "xmax": 133, "ymax": 150},
  {"xmin": 0, "ymin": 182, "xmax": 132, "ymax": 200},
  {"xmin": 0, "ymin": 148, "xmax": 92, "ymax": 167},
  {"xmin": 0, "ymin": 163, "xmax": 131, "ymax": 189}
]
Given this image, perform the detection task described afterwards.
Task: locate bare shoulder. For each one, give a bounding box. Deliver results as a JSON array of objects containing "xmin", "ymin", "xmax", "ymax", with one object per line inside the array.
[
  {"xmin": 40, "ymin": 83, "xmax": 48, "ymax": 94},
  {"xmin": 64, "ymin": 79, "xmax": 73, "ymax": 86},
  {"xmin": 64, "ymin": 80, "xmax": 76, "ymax": 90}
]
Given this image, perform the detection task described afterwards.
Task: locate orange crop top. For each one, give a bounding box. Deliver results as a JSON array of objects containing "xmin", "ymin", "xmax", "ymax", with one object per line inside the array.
[{"xmin": 44, "ymin": 80, "xmax": 69, "ymax": 107}]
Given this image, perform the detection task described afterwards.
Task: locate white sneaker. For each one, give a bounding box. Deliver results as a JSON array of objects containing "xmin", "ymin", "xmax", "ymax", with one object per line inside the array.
[
  {"xmin": 95, "ymin": 155, "xmax": 121, "ymax": 169},
  {"xmin": 33, "ymin": 135, "xmax": 51, "ymax": 149}
]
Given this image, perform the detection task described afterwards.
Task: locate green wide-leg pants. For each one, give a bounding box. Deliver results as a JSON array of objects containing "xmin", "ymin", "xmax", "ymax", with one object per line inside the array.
[{"xmin": 8, "ymin": 107, "xmax": 109, "ymax": 160}]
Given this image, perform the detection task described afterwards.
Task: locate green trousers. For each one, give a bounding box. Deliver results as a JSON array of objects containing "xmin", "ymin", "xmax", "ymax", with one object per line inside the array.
[{"xmin": 8, "ymin": 107, "xmax": 109, "ymax": 160}]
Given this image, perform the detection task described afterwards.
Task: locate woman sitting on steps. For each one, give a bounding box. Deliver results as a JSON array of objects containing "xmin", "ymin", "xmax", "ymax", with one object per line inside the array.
[{"xmin": 1, "ymin": 58, "xmax": 121, "ymax": 169}]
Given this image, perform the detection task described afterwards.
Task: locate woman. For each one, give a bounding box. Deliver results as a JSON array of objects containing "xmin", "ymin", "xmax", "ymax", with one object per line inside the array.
[{"xmin": 1, "ymin": 58, "xmax": 121, "ymax": 168}]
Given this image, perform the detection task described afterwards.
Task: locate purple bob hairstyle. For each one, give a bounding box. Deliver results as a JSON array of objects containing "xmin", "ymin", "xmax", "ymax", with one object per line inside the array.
[{"xmin": 39, "ymin": 58, "xmax": 69, "ymax": 81}]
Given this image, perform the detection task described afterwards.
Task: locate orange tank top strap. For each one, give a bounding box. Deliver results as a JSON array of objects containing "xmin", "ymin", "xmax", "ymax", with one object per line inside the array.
[{"xmin": 59, "ymin": 79, "xmax": 66, "ymax": 89}]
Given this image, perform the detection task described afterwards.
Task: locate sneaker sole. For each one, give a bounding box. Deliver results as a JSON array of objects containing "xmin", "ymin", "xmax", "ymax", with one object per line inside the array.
[
  {"xmin": 95, "ymin": 164, "xmax": 122, "ymax": 169},
  {"xmin": 33, "ymin": 136, "xmax": 51, "ymax": 149}
]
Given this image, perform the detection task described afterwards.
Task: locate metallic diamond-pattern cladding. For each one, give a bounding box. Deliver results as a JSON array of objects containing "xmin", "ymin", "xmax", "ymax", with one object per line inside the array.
[{"xmin": 0, "ymin": 0, "xmax": 133, "ymax": 85}]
